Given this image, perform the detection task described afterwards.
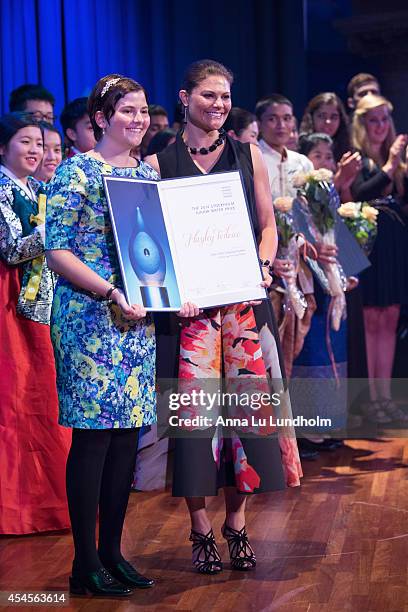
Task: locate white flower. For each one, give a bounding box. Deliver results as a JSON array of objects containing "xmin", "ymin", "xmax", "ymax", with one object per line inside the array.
[
  {"xmin": 293, "ymin": 169, "xmax": 333, "ymax": 188},
  {"xmin": 310, "ymin": 168, "xmax": 333, "ymax": 183},
  {"xmin": 337, "ymin": 202, "xmax": 361, "ymax": 219},
  {"xmin": 292, "ymin": 172, "xmax": 307, "ymax": 188},
  {"xmin": 274, "ymin": 196, "xmax": 293, "ymax": 212},
  {"xmin": 361, "ymin": 204, "xmax": 379, "ymax": 224}
]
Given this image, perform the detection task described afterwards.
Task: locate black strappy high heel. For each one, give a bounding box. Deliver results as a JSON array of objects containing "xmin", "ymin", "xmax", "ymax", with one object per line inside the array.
[
  {"xmin": 221, "ymin": 523, "xmax": 256, "ymax": 570},
  {"xmin": 189, "ymin": 528, "xmax": 223, "ymax": 574}
]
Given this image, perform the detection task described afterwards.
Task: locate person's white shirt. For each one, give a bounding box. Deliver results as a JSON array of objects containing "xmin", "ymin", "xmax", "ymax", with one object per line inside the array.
[{"xmin": 259, "ymin": 139, "xmax": 313, "ymax": 200}]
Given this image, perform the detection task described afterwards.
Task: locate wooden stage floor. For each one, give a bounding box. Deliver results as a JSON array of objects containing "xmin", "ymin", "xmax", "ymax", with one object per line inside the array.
[{"xmin": 0, "ymin": 438, "xmax": 407, "ymax": 611}]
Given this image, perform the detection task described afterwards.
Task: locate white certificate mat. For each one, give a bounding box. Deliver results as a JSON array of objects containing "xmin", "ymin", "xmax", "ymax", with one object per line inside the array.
[{"xmin": 104, "ymin": 171, "xmax": 266, "ymax": 311}]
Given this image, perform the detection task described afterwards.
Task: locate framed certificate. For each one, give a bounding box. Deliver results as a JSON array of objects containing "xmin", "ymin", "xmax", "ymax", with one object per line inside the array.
[{"xmin": 103, "ymin": 170, "xmax": 266, "ymax": 311}]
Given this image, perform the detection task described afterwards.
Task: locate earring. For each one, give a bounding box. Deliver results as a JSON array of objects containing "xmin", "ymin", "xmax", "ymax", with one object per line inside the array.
[
  {"xmin": 102, "ymin": 128, "xmax": 106, "ymax": 136},
  {"xmin": 183, "ymin": 105, "xmax": 188, "ymax": 123}
]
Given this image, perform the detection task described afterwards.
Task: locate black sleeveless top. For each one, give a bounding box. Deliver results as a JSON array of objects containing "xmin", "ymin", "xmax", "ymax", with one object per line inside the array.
[{"xmin": 157, "ymin": 132, "xmax": 260, "ymax": 238}]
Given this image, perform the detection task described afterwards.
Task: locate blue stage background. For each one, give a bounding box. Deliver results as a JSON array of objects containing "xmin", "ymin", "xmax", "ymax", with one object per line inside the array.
[
  {"xmin": 0, "ymin": 0, "xmax": 311, "ymax": 120},
  {"xmin": 0, "ymin": 0, "xmax": 385, "ymax": 124}
]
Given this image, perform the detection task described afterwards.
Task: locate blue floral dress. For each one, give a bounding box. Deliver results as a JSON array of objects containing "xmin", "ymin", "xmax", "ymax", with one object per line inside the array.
[{"xmin": 45, "ymin": 154, "xmax": 157, "ymax": 429}]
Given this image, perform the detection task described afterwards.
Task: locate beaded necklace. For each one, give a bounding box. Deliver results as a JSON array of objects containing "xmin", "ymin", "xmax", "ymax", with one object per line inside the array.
[{"xmin": 184, "ymin": 129, "xmax": 226, "ymax": 156}]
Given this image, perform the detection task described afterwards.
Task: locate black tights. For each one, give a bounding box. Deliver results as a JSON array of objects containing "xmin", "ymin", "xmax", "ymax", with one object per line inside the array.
[{"xmin": 66, "ymin": 427, "xmax": 140, "ymax": 575}]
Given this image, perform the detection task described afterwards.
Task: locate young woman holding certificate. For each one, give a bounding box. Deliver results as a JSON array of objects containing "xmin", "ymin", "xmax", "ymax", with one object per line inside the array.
[
  {"xmin": 146, "ymin": 59, "xmax": 302, "ymax": 575},
  {"xmin": 46, "ymin": 74, "xmax": 198, "ymax": 597}
]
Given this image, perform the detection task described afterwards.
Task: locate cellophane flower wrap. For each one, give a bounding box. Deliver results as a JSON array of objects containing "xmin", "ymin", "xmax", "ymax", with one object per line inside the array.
[
  {"xmin": 337, "ymin": 201, "xmax": 378, "ymax": 255},
  {"xmin": 293, "ymin": 169, "xmax": 346, "ymax": 331},
  {"xmin": 273, "ymin": 197, "xmax": 307, "ymax": 319}
]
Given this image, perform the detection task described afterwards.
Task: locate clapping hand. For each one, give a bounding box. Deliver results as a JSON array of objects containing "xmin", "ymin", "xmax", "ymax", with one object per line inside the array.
[
  {"xmin": 384, "ymin": 134, "xmax": 408, "ymax": 175},
  {"xmin": 335, "ymin": 151, "xmax": 362, "ymax": 189}
]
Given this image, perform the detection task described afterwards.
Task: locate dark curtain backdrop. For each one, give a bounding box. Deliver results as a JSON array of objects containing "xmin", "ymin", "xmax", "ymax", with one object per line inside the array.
[{"xmin": 0, "ymin": 0, "xmax": 306, "ymax": 121}]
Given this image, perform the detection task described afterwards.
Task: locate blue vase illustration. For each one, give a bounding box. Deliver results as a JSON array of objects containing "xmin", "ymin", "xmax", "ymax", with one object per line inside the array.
[{"xmin": 129, "ymin": 207, "xmax": 170, "ymax": 308}]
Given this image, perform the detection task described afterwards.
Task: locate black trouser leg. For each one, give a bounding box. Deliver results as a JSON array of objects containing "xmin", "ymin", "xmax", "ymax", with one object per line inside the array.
[
  {"xmin": 66, "ymin": 428, "xmax": 111, "ymax": 575},
  {"xmin": 98, "ymin": 428, "xmax": 140, "ymax": 566}
]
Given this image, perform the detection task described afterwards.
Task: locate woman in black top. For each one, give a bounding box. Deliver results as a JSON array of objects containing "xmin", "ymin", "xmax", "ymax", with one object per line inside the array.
[
  {"xmin": 146, "ymin": 59, "xmax": 301, "ymax": 574},
  {"xmin": 351, "ymin": 94, "xmax": 408, "ymax": 421}
]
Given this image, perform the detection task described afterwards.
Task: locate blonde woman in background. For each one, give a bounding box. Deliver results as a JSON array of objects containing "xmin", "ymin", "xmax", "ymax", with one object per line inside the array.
[{"xmin": 351, "ymin": 94, "xmax": 408, "ymax": 422}]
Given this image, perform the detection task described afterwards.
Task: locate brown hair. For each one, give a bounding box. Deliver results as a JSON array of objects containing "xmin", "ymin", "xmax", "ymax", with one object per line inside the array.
[
  {"xmin": 88, "ymin": 74, "xmax": 147, "ymax": 141},
  {"xmin": 300, "ymin": 92, "xmax": 350, "ymax": 161},
  {"xmin": 181, "ymin": 59, "xmax": 233, "ymax": 94},
  {"xmin": 347, "ymin": 73, "xmax": 379, "ymax": 98}
]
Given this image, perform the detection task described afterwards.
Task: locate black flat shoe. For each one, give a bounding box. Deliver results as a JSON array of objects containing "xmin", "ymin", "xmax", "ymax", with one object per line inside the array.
[
  {"xmin": 298, "ymin": 440, "xmax": 319, "ymax": 460},
  {"xmin": 107, "ymin": 560, "xmax": 155, "ymax": 589},
  {"xmin": 69, "ymin": 567, "xmax": 132, "ymax": 597},
  {"xmin": 299, "ymin": 447, "xmax": 320, "ymax": 460}
]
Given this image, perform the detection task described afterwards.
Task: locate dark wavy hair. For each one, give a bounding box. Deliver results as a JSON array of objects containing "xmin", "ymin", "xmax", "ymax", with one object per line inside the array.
[
  {"xmin": 298, "ymin": 132, "xmax": 333, "ymax": 157},
  {"xmin": 300, "ymin": 92, "xmax": 350, "ymax": 161},
  {"xmin": 9, "ymin": 84, "xmax": 55, "ymax": 112},
  {"xmin": 255, "ymin": 94, "xmax": 293, "ymax": 120},
  {"xmin": 148, "ymin": 104, "xmax": 168, "ymax": 119},
  {"xmin": 60, "ymin": 97, "xmax": 89, "ymax": 140},
  {"xmin": 88, "ymin": 74, "xmax": 147, "ymax": 141},
  {"xmin": 181, "ymin": 59, "xmax": 234, "ymax": 93},
  {"xmin": 0, "ymin": 112, "xmax": 43, "ymax": 149},
  {"xmin": 224, "ymin": 107, "xmax": 256, "ymax": 137}
]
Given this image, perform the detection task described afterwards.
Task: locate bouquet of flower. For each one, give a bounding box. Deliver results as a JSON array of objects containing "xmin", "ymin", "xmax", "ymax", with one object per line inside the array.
[
  {"xmin": 273, "ymin": 197, "xmax": 307, "ymax": 319},
  {"xmin": 293, "ymin": 169, "xmax": 346, "ymax": 331},
  {"xmin": 274, "ymin": 197, "xmax": 294, "ymax": 247},
  {"xmin": 337, "ymin": 201, "xmax": 378, "ymax": 255},
  {"xmin": 293, "ymin": 169, "xmax": 335, "ymax": 234}
]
